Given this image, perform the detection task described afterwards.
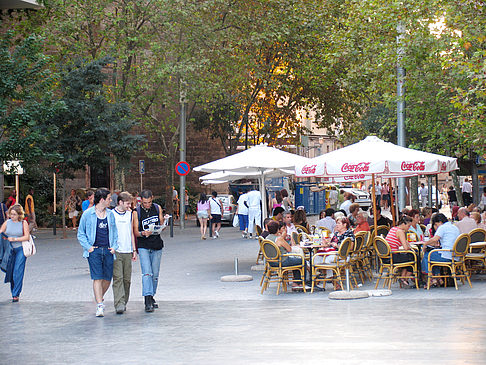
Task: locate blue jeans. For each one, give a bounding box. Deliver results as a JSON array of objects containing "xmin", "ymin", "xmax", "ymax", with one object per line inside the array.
[
  {"xmin": 238, "ymin": 214, "xmax": 249, "ymax": 231},
  {"xmin": 138, "ymin": 248, "xmax": 163, "ymax": 296},
  {"xmin": 11, "ymin": 246, "xmax": 27, "ymax": 298},
  {"xmin": 422, "ymin": 251, "xmax": 451, "ymax": 275}
]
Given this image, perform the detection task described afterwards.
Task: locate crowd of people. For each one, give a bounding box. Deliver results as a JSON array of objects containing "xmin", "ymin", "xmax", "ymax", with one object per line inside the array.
[{"xmin": 1, "ymin": 187, "xmax": 170, "ymax": 317}]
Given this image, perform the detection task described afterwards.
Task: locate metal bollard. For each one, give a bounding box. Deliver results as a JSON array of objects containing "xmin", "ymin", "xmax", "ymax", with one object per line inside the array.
[
  {"xmin": 53, "ymin": 213, "xmax": 57, "ymax": 236},
  {"xmin": 345, "ymin": 268, "xmax": 350, "ymax": 292},
  {"xmin": 234, "ymin": 257, "xmax": 239, "ymax": 276},
  {"xmin": 209, "ymin": 220, "xmax": 213, "ymax": 238},
  {"xmin": 170, "ymin": 216, "xmax": 173, "ymax": 237}
]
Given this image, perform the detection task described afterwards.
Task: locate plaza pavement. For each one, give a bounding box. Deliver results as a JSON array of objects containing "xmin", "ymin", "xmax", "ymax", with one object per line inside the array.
[{"xmin": 1, "ymin": 217, "xmax": 486, "ymax": 364}]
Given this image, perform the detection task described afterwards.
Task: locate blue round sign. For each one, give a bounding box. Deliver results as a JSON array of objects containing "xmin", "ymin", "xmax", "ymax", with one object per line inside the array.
[{"xmin": 175, "ymin": 161, "xmax": 190, "ymax": 176}]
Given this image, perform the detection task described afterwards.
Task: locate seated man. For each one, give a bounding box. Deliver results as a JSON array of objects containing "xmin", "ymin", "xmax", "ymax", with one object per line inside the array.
[
  {"xmin": 261, "ymin": 217, "xmax": 272, "ymax": 239},
  {"xmin": 368, "ymin": 205, "xmax": 392, "ymax": 227},
  {"xmin": 354, "ymin": 211, "xmax": 370, "ymax": 233},
  {"xmin": 283, "ymin": 211, "xmax": 297, "ymax": 241},
  {"xmin": 271, "ymin": 206, "xmax": 285, "ymax": 223},
  {"xmin": 455, "ymin": 207, "xmax": 477, "ymax": 234},
  {"xmin": 421, "ymin": 213, "xmax": 460, "ymax": 286},
  {"xmin": 316, "ymin": 208, "xmax": 336, "ymax": 233}
]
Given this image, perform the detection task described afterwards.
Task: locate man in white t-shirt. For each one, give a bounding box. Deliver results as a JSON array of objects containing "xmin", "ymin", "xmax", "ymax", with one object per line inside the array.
[
  {"xmin": 246, "ymin": 189, "xmax": 261, "ymax": 238},
  {"xmin": 236, "ymin": 190, "xmax": 249, "ymax": 238},
  {"xmin": 462, "ymin": 178, "xmax": 473, "ymax": 206},
  {"xmin": 112, "ymin": 192, "xmax": 137, "ymax": 314}
]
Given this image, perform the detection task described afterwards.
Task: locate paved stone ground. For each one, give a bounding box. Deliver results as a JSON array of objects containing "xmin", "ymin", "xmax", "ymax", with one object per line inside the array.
[{"xmin": 1, "ymin": 219, "xmax": 486, "ymax": 364}]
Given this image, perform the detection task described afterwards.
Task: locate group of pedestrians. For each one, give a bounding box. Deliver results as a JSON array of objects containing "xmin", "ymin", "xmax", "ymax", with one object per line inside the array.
[{"xmin": 77, "ymin": 188, "xmax": 169, "ymax": 317}]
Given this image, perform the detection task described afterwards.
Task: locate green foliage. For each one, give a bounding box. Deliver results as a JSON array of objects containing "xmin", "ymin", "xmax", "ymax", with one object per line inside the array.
[
  {"xmin": 0, "ymin": 32, "xmax": 64, "ymax": 167},
  {"xmin": 49, "ymin": 56, "xmax": 143, "ymax": 177}
]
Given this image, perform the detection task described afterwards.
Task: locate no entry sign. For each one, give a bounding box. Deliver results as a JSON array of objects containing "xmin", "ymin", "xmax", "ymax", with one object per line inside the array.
[{"xmin": 175, "ymin": 161, "xmax": 191, "ymax": 176}]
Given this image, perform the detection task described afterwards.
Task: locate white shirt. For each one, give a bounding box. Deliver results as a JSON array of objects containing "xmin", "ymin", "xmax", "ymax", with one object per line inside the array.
[
  {"xmin": 237, "ymin": 193, "xmax": 249, "ymax": 215},
  {"xmin": 113, "ymin": 208, "xmax": 133, "ymax": 253},
  {"xmin": 286, "ymin": 223, "xmax": 297, "ymax": 236},
  {"xmin": 340, "ymin": 200, "xmax": 352, "ymax": 215},
  {"xmin": 462, "ymin": 181, "xmax": 472, "ymax": 193},
  {"xmin": 316, "ymin": 216, "xmax": 336, "ymax": 232},
  {"xmin": 419, "ymin": 186, "xmax": 428, "ymax": 198},
  {"xmin": 246, "ymin": 190, "xmax": 261, "ymax": 209},
  {"xmin": 209, "ymin": 197, "xmax": 222, "ymax": 215},
  {"xmin": 455, "ymin": 216, "xmax": 477, "ymax": 234}
]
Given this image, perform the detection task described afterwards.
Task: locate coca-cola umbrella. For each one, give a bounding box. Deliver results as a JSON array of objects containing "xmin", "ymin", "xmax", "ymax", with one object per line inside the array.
[
  {"xmin": 295, "ymin": 136, "xmax": 457, "ymax": 179},
  {"xmin": 194, "ymin": 144, "xmax": 309, "ymax": 220},
  {"xmin": 294, "ymin": 136, "xmax": 458, "ymax": 227}
]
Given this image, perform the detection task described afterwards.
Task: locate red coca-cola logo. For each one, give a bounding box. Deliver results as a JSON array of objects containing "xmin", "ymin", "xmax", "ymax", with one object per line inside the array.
[
  {"xmin": 301, "ymin": 164, "xmax": 317, "ymax": 174},
  {"xmin": 343, "ymin": 175, "xmax": 365, "ymax": 180},
  {"xmin": 401, "ymin": 161, "xmax": 425, "ymax": 171},
  {"xmin": 341, "ymin": 162, "xmax": 370, "ymax": 173},
  {"xmin": 440, "ymin": 162, "xmax": 447, "ymax": 171}
]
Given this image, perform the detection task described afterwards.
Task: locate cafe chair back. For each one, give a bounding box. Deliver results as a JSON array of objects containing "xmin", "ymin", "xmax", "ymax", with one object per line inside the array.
[
  {"xmin": 373, "ymin": 236, "xmax": 419, "ymax": 290},
  {"xmin": 260, "ymin": 239, "xmax": 306, "ymax": 295},
  {"xmin": 350, "ymin": 231, "xmax": 369, "ymax": 284},
  {"xmin": 295, "ymin": 224, "xmax": 309, "ymax": 234},
  {"xmin": 311, "ymin": 237, "xmax": 354, "ymax": 292},
  {"xmin": 255, "ymin": 225, "xmax": 263, "ymax": 237},
  {"xmin": 256, "ymin": 236, "xmax": 264, "ymax": 266},
  {"xmin": 427, "ymin": 233, "xmax": 472, "ymax": 290},
  {"xmin": 469, "ymin": 228, "xmax": 486, "ymax": 244}
]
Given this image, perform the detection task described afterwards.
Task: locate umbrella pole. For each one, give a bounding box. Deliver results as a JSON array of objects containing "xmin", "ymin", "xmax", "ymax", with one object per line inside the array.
[
  {"xmin": 259, "ymin": 172, "xmax": 267, "ymax": 224},
  {"xmin": 389, "ymin": 178, "xmax": 396, "ymax": 226},
  {"xmin": 372, "ymin": 174, "xmax": 377, "ymax": 232}
]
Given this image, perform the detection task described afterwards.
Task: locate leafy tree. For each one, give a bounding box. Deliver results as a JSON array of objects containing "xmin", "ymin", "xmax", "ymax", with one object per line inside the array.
[
  {"xmin": 0, "ymin": 32, "xmax": 63, "ymax": 168},
  {"xmin": 0, "ymin": 32, "xmax": 64, "ymax": 201},
  {"xmin": 48, "ymin": 57, "xmax": 142, "ymax": 228}
]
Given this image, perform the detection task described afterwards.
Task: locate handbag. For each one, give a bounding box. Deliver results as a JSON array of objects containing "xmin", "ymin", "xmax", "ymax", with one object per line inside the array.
[
  {"xmin": 232, "ymin": 214, "xmax": 239, "ymax": 227},
  {"xmin": 22, "ymin": 236, "xmax": 36, "ymax": 257}
]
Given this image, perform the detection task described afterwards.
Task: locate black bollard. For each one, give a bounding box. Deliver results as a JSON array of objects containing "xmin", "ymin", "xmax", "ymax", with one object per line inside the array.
[{"xmin": 170, "ymin": 216, "xmax": 174, "ymax": 237}]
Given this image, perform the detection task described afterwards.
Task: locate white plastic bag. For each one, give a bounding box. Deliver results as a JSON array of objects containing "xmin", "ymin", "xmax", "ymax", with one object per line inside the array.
[{"xmin": 232, "ymin": 214, "xmax": 239, "ymax": 228}]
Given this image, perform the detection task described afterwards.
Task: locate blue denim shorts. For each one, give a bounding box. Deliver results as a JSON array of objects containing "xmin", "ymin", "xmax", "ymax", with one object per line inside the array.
[{"xmin": 87, "ymin": 247, "xmax": 114, "ymax": 281}]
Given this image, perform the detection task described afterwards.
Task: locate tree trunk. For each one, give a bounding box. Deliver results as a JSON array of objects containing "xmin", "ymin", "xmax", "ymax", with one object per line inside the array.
[
  {"xmin": 451, "ymin": 170, "xmax": 463, "ymax": 206},
  {"xmin": 410, "ymin": 176, "xmax": 419, "ymax": 209}
]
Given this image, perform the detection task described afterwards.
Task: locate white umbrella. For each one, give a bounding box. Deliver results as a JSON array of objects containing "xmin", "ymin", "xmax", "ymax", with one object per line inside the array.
[
  {"xmin": 195, "ymin": 144, "xmax": 308, "ymax": 219},
  {"xmin": 294, "ymin": 136, "xmax": 458, "ymax": 227},
  {"xmin": 199, "ymin": 169, "xmax": 295, "ymax": 184},
  {"xmin": 295, "ymin": 136, "xmax": 458, "ymax": 178}
]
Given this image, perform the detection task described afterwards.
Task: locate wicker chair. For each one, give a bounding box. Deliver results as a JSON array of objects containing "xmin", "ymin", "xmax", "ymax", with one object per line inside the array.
[
  {"xmin": 295, "ymin": 224, "xmax": 309, "ymax": 234},
  {"xmin": 374, "ymin": 236, "xmax": 419, "ymax": 290},
  {"xmin": 426, "ymin": 233, "xmax": 472, "ymax": 290},
  {"xmin": 350, "ymin": 231, "xmax": 369, "ymax": 284},
  {"xmin": 255, "ymin": 225, "xmax": 263, "ymax": 237},
  {"xmin": 256, "ymin": 236, "xmax": 264, "ymax": 265},
  {"xmin": 465, "ymin": 228, "xmax": 486, "ymax": 272},
  {"xmin": 311, "ymin": 237, "xmax": 354, "ymax": 292},
  {"xmin": 260, "ymin": 239, "xmax": 306, "ymax": 295}
]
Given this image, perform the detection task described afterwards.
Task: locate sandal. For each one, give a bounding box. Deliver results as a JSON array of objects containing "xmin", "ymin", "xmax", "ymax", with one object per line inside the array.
[{"xmin": 399, "ymin": 279, "xmax": 410, "ymax": 288}]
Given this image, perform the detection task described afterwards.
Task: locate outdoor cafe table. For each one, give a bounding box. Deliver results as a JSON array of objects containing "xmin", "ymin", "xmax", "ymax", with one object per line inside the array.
[
  {"xmin": 299, "ymin": 236, "xmax": 325, "ymax": 286},
  {"xmin": 470, "ymin": 242, "xmax": 486, "ymax": 250}
]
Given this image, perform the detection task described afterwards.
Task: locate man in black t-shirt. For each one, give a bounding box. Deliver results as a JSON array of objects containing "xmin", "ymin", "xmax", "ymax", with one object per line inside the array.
[{"xmin": 132, "ymin": 189, "xmax": 169, "ymax": 312}]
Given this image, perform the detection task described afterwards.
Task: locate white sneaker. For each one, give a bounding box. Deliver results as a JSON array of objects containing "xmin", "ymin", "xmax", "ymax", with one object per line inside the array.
[
  {"xmin": 213, "ymin": 235, "xmax": 217, "ymax": 239},
  {"xmin": 242, "ymin": 233, "xmax": 247, "ymax": 238},
  {"xmin": 215, "ymin": 231, "xmax": 219, "ymax": 238},
  {"xmin": 96, "ymin": 304, "xmax": 104, "ymax": 317}
]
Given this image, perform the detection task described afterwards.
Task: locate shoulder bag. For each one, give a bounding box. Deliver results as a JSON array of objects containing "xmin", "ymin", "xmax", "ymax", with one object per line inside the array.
[{"xmin": 22, "ymin": 236, "xmax": 36, "ymax": 257}]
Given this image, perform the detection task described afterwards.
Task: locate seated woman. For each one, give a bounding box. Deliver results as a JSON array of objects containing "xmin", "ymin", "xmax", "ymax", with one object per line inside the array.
[
  {"xmin": 407, "ymin": 209, "xmax": 424, "ymax": 241},
  {"xmin": 421, "ymin": 213, "xmax": 460, "ymax": 287},
  {"xmin": 347, "ymin": 203, "xmax": 360, "ymax": 227},
  {"xmin": 315, "ymin": 217, "xmax": 355, "ymax": 289},
  {"xmin": 385, "ymin": 215, "xmax": 416, "ymax": 287},
  {"xmin": 266, "ymin": 221, "xmax": 303, "ymax": 289},
  {"xmin": 293, "ymin": 208, "xmax": 309, "ymax": 232}
]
